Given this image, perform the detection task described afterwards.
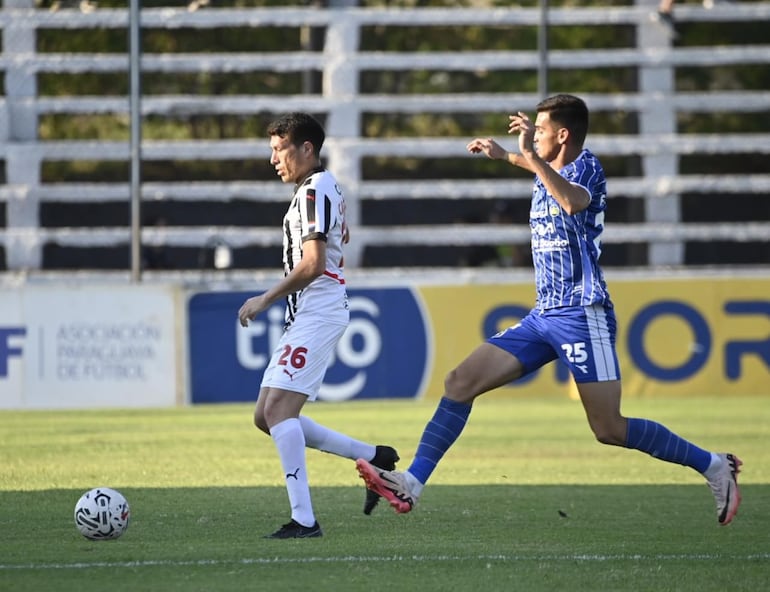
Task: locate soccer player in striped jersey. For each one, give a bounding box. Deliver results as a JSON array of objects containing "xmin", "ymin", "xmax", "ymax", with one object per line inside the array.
[
  {"xmin": 356, "ymin": 94, "xmax": 741, "ymax": 526},
  {"xmin": 238, "ymin": 113, "xmax": 398, "ymax": 539}
]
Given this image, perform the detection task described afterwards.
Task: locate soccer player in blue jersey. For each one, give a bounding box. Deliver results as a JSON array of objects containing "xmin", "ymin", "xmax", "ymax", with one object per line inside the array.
[{"xmin": 356, "ymin": 94, "xmax": 742, "ymax": 526}]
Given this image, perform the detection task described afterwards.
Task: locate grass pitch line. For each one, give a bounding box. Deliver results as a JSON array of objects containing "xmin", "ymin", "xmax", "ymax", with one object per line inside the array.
[{"xmin": 3, "ymin": 553, "xmax": 770, "ymax": 571}]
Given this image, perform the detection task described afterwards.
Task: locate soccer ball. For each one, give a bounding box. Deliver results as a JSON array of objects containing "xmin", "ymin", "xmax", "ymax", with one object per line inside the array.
[{"xmin": 74, "ymin": 487, "xmax": 130, "ymax": 540}]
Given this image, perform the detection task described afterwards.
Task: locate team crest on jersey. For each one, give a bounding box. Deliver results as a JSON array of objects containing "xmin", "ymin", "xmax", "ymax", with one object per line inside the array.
[{"xmin": 549, "ymin": 204, "xmax": 560, "ymax": 217}]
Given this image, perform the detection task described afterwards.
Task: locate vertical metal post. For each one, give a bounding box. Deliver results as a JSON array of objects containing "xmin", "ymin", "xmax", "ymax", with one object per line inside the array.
[
  {"xmin": 129, "ymin": 0, "xmax": 142, "ymax": 282},
  {"xmin": 538, "ymin": 0, "xmax": 549, "ymax": 99},
  {"xmin": 4, "ymin": 0, "xmax": 42, "ymax": 270},
  {"xmin": 637, "ymin": 0, "xmax": 681, "ymax": 266}
]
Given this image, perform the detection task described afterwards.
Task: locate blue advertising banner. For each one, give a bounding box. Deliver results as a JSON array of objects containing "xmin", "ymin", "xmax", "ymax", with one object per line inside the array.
[{"xmin": 188, "ymin": 289, "xmax": 431, "ymax": 404}]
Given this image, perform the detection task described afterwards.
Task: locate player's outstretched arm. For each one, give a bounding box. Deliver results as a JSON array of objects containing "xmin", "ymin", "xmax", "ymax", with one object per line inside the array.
[{"xmin": 466, "ymin": 137, "xmax": 535, "ymax": 173}]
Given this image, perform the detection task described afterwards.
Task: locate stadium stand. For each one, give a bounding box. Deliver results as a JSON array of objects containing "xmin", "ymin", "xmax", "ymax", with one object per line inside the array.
[{"xmin": 0, "ymin": 1, "xmax": 768, "ymax": 276}]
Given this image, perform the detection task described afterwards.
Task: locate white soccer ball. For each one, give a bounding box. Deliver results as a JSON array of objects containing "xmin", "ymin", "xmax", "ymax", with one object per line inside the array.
[{"xmin": 74, "ymin": 487, "xmax": 131, "ymax": 540}]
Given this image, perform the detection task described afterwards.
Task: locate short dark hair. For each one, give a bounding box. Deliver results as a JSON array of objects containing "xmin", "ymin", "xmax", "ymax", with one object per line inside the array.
[
  {"xmin": 536, "ymin": 94, "xmax": 589, "ymax": 148},
  {"xmin": 266, "ymin": 112, "xmax": 326, "ymax": 156}
]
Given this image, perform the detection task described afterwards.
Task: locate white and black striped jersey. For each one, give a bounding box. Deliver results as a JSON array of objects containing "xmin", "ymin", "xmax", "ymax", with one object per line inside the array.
[
  {"xmin": 530, "ymin": 149, "xmax": 612, "ymax": 311},
  {"xmin": 281, "ymin": 166, "xmax": 349, "ymax": 328}
]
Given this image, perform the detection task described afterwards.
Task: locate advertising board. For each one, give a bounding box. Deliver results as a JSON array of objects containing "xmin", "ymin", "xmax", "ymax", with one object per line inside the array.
[
  {"xmin": 188, "ymin": 278, "xmax": 769, "ymax": 403},
  {"xmin": 188, "ymin": 288, "xmax": 432, "ymax": 403},
  {"xmin": 419, "ymin": 277, "xmax": 770, "ymax": 398},
  {"xmin": 0, "ymin": 285, "xmax": 179, "ymax": 409}
]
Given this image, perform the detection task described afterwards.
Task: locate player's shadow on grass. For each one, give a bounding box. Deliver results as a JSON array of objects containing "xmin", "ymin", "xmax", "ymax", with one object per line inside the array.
[
  {"xmin": 3, "ymin": 485, "xmax": 769, "ymax": 592},
  {"xmin": 2, "ymin": 483, "xmax": 767, "ymax": 554}
]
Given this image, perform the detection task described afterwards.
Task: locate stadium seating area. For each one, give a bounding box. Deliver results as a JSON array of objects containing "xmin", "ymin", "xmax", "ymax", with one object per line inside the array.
[{"xmin": 1, "ymin": 2, "xmax": 768, "ymax": 275}]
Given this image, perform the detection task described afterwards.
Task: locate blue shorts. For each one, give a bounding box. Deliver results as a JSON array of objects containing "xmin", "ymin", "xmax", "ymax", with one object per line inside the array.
[{"xmin": 488, "ymin": 303, "xmax": 621, "ymax": 383}]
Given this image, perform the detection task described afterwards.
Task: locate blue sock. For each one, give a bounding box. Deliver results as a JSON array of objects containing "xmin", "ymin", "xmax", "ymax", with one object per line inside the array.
[
  {"xmin": 407, "ymin": 397, "xmax": 472, "ymax": 484},
  {"xmin": 625, "ymin": 417, "xmax": 711, "ymax": 473}
]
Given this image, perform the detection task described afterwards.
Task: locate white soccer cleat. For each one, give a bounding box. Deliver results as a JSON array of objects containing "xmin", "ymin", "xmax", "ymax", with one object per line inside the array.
[
  {"xmin": 706, "ymin": 453, "xmax": 742, "ymax": 526},
  {"xmin": 363, "ymin": 445, "xmax": 400, "ymax": 515},
  {"xmin": 356, "ymin": 459, "xmax": 417, "ymax": 514}
]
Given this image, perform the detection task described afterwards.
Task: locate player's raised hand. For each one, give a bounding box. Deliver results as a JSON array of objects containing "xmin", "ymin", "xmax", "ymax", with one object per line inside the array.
[
  {"xmin": 466, "ymin": 137, "xmax": 507, "ymax": 161},
  {"xmin": 508, "ymin": 112, "xmax": 535, "ymax": 155}
]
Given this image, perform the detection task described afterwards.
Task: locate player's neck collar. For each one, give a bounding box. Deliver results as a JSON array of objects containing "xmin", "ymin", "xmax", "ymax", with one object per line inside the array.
[{"xmin": 293, "ymin": 165, "xmax": 325, "ymax": 190}]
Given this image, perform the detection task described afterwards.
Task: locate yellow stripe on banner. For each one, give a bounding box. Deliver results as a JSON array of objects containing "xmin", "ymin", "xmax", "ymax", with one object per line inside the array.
[{"xmin": 416, "ymin": 278, "xmax": 770, "ymax": 399}]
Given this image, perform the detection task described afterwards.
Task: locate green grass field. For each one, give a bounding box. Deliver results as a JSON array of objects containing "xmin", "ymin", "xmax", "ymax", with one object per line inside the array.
[{"xmin": 1, "ymin": 396, "xmax": 769, "ymax": 591}]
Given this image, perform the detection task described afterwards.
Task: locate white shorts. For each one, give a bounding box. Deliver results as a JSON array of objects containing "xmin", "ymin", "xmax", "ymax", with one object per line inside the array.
[{"xmin": 260, "ymin": 315, "xmax": 348, "ymax": 401}]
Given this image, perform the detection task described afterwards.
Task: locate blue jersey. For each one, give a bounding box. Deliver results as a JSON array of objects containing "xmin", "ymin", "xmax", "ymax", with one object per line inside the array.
[{"xmin": 530, "ymin": 149, "xmax": 611, "ymax": 310}]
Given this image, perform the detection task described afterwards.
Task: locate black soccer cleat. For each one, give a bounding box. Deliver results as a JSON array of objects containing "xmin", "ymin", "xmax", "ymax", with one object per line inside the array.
[
  {"xmin": 363, "ymin": 445, "xmax": 400, "ymax": 515},
  {"xmin": 264, "ymin": 519, "xmax": 323, "ymax": 539}
]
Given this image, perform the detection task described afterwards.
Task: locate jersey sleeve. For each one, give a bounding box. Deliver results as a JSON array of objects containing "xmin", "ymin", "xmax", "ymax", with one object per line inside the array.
[
  {"xmin": 299, "ymin": 186, "xmax": 330, "ymax": 243},
  {"xmin": 565, "ymin": 153, "xmax": 606, "ymax": 212}
]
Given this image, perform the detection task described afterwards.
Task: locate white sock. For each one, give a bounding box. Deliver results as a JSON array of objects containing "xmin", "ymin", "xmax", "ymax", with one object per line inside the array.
[
  {"xmin": 405, "ymin": 471, "xmax": 424, "ymax": 497},
  {"xmin": 270, "ymin": 418, "xmax": 315, "ymax": 527},
  {"xmin": 299, "ymin": 415, "xmax": 376, "ymax": 461},
  {"xmin": 703, "ymin": 453, "xmax": 723, "ymax": 479}
]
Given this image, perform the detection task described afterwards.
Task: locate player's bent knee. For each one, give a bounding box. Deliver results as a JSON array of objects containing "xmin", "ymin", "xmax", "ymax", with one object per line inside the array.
[
  {"xmin": 253, "ymin": 411, "xmax": 269, "ymax": 434},
  {"xmin": 443, "ymin": 368, "xmax": 475, "ymax": 402},
  {"xmin": 444, "ymin": 367, "xmax": 460, "ymax": 392},
  {"xmin": 592, "ymin": 428, "xmax": 626, "ymax": 447}
]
